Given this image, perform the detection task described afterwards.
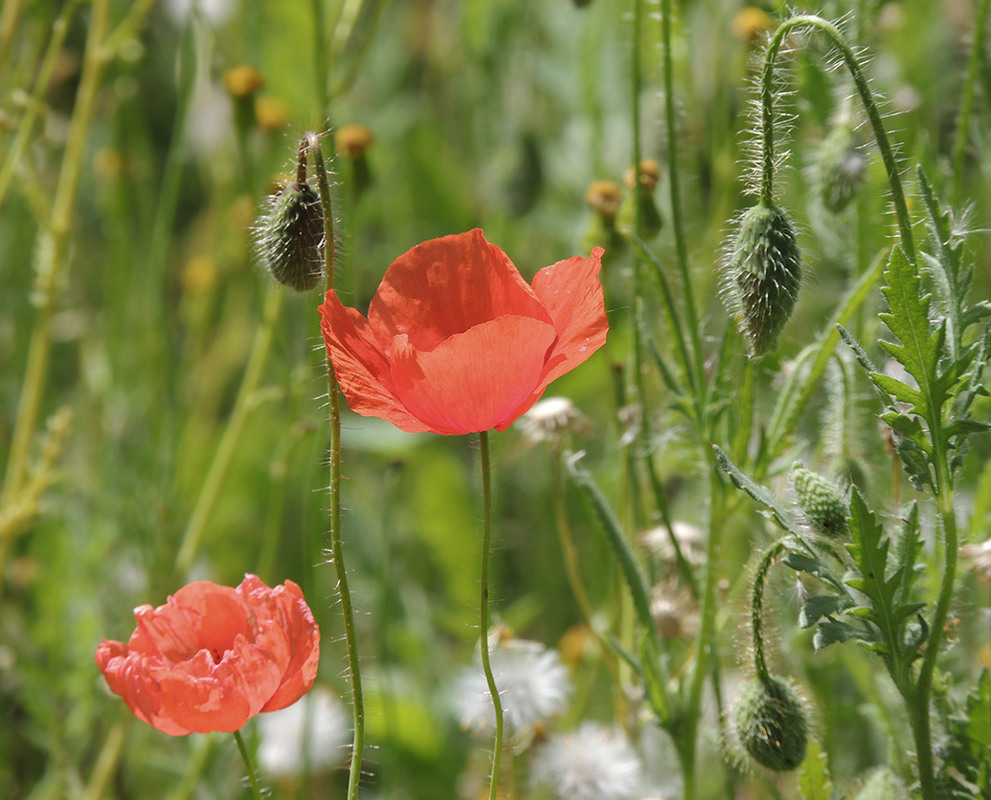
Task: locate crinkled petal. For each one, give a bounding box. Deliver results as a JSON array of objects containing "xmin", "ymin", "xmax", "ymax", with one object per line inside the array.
[
  {"xmin": 388, "ymin": 315, "xmax": 556, "ymax": 434},
  {"xmin": 368, "ymin": 229, "xmax": 551, "ymax": 351},
  {"xmin": 258, "ymin": 581, "xmax": 321, "ymax": 711},
  {"xmin": 319, "ymin": 290, "xmax": 431, "ymax": 433},
  {"xmin": 530, "ymin": 248, "xmax": 608, "ymax": 391}
]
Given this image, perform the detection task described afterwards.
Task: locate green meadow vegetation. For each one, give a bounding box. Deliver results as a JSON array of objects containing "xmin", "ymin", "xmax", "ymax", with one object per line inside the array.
[{"xmin": 2, "ymin": 0, "xmax": 991, "ymax": 798}]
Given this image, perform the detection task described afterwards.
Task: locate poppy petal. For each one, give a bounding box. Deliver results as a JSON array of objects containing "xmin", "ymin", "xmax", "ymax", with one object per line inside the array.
[
  {"xmin": 529, "ymin": 248, "xmax": 608, "ymax": 391},
  {"xmin": 388, "ymin": 315, "xmax": 557, "ymax": 434},
  {"xmin": 320, "ymin": 290, "xmax": 432, "ymax": 433},
  {"xmin": 368, "ymin": 229, "xmax": 551, "ymax": 351}
]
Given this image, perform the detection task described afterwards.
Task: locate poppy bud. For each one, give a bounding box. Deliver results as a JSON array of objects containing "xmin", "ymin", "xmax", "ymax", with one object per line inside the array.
[
  {"xmin": 791, "ymin": 463, "xmax": 848, "ymax": 537},
  {"xmin": 726, "ymin": 200, "xmax": 801, "ymax": 356},
  {"xmin": 734, "ymin": 675, "xmax": 809, "ymax": 771},
  {"xmin": 814, "ymin": 124, "xmax": 867, "ymax": 213},
  {"xmin": 254, "ymin": 179, "xmax": 324, "ymax": 291}
]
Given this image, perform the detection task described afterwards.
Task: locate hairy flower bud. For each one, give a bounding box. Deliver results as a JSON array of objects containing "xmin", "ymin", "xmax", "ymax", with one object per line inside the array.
[
  {"xmin": 726, "ymin": 201, "xmax": 801, "ymax": 356},
  {"xmin": 254, "ymin": 180, "xmax": 323, "ymax": 291},
  {"xmin": 791, "ymin": 463, "xmax": 848, "ymax": 537},
  {"xmin": 734, "ymin": 675, "xmax": 809, "ymax": 772}
]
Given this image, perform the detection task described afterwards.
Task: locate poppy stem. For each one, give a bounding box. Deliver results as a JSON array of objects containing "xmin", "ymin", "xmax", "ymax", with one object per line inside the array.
[
  {"xmin": 232, "ymin": 729, "xmax": 264, "ymax": 800},
  {"xmin": 308, "ymin": 132, "xmax": 365, "ymax": 800},
  {"xmin": 477, "ymin": 430, "xmax": 504, "ymax": 800}
]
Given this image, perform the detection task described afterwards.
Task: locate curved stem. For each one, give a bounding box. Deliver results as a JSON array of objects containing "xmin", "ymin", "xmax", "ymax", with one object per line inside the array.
[
  {"xmin": 478, "ymin": 430, "xmax": 504, "ymax": 800},
  {"xmin": 759, "ymin": 15, "xmax": 916, "ymax": 264},
  {"xmin": 310, "ymin": 133, "xmax": 365, "ymax": 800},
  {"xmin": 232, "ymin": 730, "xmax": 264, "ymax": 800},
  {"xmin": 751, "ymin": 540, "xmax": 786, "ymax": 683}
]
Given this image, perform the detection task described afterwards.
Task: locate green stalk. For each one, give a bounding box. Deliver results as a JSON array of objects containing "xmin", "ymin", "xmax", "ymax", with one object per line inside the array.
[
  {"xmin": 173, "ymin": 286, "xmax": 284, "ymax": 575},
  {"xmin": 478, "ymin": 430, "xmax": 504, "ymax": 800},
  {"xmin": 758, "ymin": 15, "xmax": 916, "ymax": 264},
  {"xmin": 309, "ymin": 133, "xmax": 365, "ymax": 800},
  {"xmin": 2, "ymin": 0, "xmax": 109, "ymax": 506},
  {"xmin": 950, "ymin": 0, "xmax": 991, "ymax": 203},
  {"xmin": 658, "ymin": 0, "xmax": 705, "ymax": 403},
  {"xmin": 233, "ymin": 730, "xmax": 264, "ymax": 800},
  {"xmin": 750, "ymin": 541, "xmax": 786, "ymax": 683}
]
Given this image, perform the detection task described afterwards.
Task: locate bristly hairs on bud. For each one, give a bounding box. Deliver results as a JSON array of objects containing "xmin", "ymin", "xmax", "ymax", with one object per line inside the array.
[
  {"xmin": 791, "ymin": 461, "xmax": 849, "ymax": 538},
  {"xmin": 253, "ymin": 137, "xmax": 327, "ymax": 291},
  {"xmin": 733, "ymin": 539, "xmax": 810, "ymax": 772}
]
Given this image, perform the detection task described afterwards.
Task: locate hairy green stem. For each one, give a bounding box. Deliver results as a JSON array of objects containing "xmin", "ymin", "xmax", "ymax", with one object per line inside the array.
[
  {"xmin": 233, "ymin": 730, "xmax": 264, "ymax": 800},
  {"xmin": 759, "ymin": 15, "xmax": 916, "ymax": 264},
  {"xmin": 478, "ymin": 430, "xmax": 504, "ymax": 800},
  {"xmin": 309, "ymin": 133, "xmax": 365, "ymax": 800},
  {"xmin": 751, "ymin": 541, "xmax": 786, "ymax": 683}
]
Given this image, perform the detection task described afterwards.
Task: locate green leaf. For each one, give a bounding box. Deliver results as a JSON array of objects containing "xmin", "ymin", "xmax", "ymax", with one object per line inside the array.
[
  {"xmin": 880, "ymin": 411, "xmax": 933, "ymax": 455},
  {"xmin": 878, "ymin": 246, "xmax": 943, "ymax": 419},
  {"xmin": 713, "ymin": 445, "xmax": 800, "ymax": 537},
  {"xmin": 813, "ymin": 618, "xmax": 868, "ymax": 651},
  {"xmin": 799, "ymin": 594, "xmax": 854, "ymax": 629},
  {"xmin": 567, "ymin": 453, "xmax": 654, "ymax": 632},
  {"xmin": 870, "ymin": 372, "xmax": 923, "ymax": 409},
  {"xmin": 797, "ymin": 739, "xmax": 834, "ymax": 800}
]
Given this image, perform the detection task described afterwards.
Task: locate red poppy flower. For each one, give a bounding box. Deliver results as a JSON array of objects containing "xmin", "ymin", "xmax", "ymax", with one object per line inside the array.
[
  {"xmin": 319, "ymin": 229, "xmax": 608, "ymax": 435},
  {"xmin": 95, "ymin": 575, "xmax": 320, "ymax": 736}
]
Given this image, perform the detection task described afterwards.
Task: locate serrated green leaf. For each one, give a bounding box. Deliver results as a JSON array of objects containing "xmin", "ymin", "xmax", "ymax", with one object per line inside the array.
[
  {"xmin": 799, "ymin": 594, "xmax": 853, "ymax": 628},
  {"xmin": 880, "ymin": 411, "xmax": 933, "ymax": 454},
  {"xmin": 966, "ymin": 670, "xmax": 991, "ymax": 753},
  {"xmin": 798, "ymin": 739, "xmax": 833, "ymax": 800},
  {"xmin": 814, "ymin": 618, "xmax": 868, "ymax": 650},
  {"xmin": 870, "ymin": 372, "xmax": 923, "ymax": 408},
  {"xmin": 878, "ymin": 246, "xmax": 943, "ymax": 418}
]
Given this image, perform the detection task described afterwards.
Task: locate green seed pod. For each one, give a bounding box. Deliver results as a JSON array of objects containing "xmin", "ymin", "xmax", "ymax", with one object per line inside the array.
[
  {"xmin": 853, "ymin": 767, "xmax": 907, "ymax": 800},
  {"xmin": 791, "ymin": 463, "xmax": 848, "ymax": 537},
  {"xmin": 814, "ymin": 124, "xmax": 867, "ymax": 214},
  {"xmin": 255, "ymin": 181, "xmax": 323, "ymax": 291},
  {"xmin": 734, "ymin": 675, "xmax": 808, "ymax": 772},
  {"xmin": 727, "ymin": 201, "xmax": 801, "ymax": 357}
]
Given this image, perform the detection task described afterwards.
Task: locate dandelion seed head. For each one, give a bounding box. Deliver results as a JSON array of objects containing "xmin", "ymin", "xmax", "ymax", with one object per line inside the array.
[
  {"xmin": 455, "ymin": 638, "xmax": 571, "ymax": 740},
  {"xmin": 531, "ymin": 723, "xmax": 643, "ymax": 800}
]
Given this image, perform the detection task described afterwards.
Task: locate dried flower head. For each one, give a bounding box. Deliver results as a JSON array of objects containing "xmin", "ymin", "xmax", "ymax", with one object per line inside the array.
[
  {"xmin": 732, "ymin": 6, "xmax": 775, "ymax": 42},
  {"xmin": 222, "ymin": 64, "xmax": 264, "ymax": 98},
  {"xmin": 455, "ymin": 636, "xmax": 571, "ymax": 742},
  {"xmin": 585, "ymin": 180, "xmax": 623, "ymax": 218},
  {"xmin": 531, "ymin": 723, "xmax": 643, "ymax": 800},
  {"xmin": 624, "ymin": 159, "xmax": 661, "ymax": 191},
  {"xmin": 255, "ymin": 97, "xmax": 291, "ymax": 132},
  {"xmin": 517, "ymin": 396, "xmax": 591, "ymax": 445},
  {"xmin": 336, "ymin": 124, "xmax": 374, "ymax": 159},
  {"xmin": 650, "ymin": 579, "xmax": 698, "ymax": 639}
]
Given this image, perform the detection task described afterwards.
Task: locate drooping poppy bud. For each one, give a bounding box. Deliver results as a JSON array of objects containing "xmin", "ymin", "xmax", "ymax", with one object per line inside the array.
[
  {"xmin": 725, "ymin": 200, "xmax": 802, "ymax": 356},
  {"xmin": 734, "ymin": 675, "xmax": 809, "ymax": 771},
  {"xmin": 814, "ymin": 123, "xmax": 867, "ymax": 214}
]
